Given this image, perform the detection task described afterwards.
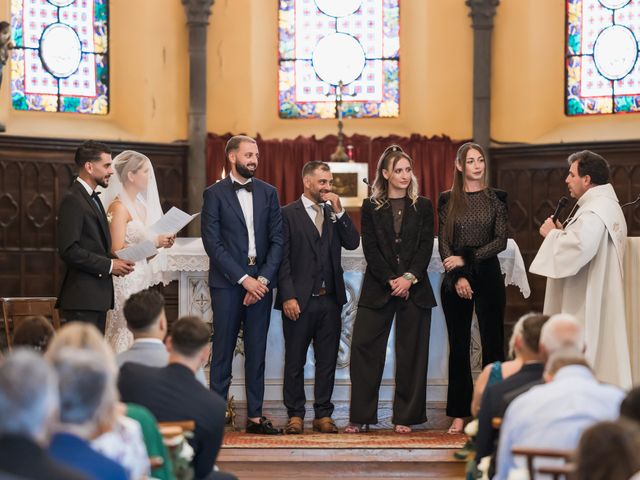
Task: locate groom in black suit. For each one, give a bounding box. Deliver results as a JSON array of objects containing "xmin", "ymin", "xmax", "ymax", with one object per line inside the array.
[
  {"xmin": 201, "ymin": 135, "xmax": 283, "ymax": 434},
  {"xmin": 275, "ymin": 161, "xmax": 360, "ymax": 434},
  {"xmin": 56, "ymin": 141, "xmax": 134, "ymax": 332}
]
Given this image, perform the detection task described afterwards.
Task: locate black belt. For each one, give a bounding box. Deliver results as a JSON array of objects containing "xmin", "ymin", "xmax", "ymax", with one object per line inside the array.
[{"xmin": 247, "ymin": 256, "xmax": 257, "ymax": 266}]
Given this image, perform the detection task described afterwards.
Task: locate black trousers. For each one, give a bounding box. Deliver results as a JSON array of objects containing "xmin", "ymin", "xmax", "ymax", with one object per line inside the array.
[
  {"xmin": 349, "ymin": 297, "xmax": 432, "ymax": 425},
  {"xmin": 442, "ymin": 256, "xmax": 506, "ymax": 418},
  {"xmin": 60, "ymin": 309, "xmax": 107, "ymax": 334},
  {"xmin": 282, "ymin": 294, "xmax": 342, "ymax": 419}
]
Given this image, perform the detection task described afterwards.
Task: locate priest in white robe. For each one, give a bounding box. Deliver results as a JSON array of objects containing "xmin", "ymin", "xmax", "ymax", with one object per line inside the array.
[{"xmin": 530, "ymin": 150, "xmax": 631, "ymax": 389}]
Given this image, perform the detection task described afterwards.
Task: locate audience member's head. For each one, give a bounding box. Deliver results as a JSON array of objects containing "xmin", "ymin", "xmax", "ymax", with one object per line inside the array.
[
  {"xmin": 539, "ymin": 313, "xmax": 584, "ymax": 361},
  {"xmin": 511, "ymin": 312, "xmax": 549, "ymax": 359},
  {"xmin": 620, "ymin": 386, "xmax": 640, "ymax": 424},
  {"xmin": 166, "ymin": 316, "xmax": 211, "ymax": 370},
  {"xmin": 46, "ymin": 322, "xmax": 118, "ymax": 378},
  {"xmin": 122, "ymin": 288, "xmax": 166, "ymax": 339},
  {"xmin": 0, "ymin": 350, "xmax": 58, "ymax": 442},
  {"xmin": 49, "ymin": 347, "xmax": 118, "ymax": 439},
  {"xmin": 543, "ymin": 348, "xmax": 591, "ymax": 381},
  {"xmin": 12, "ymin": 316, "xmax": 55, "ymax": 352},
  {"xmin": 574, "ymin": 420, "xmax": 640, "ymax": 480}
]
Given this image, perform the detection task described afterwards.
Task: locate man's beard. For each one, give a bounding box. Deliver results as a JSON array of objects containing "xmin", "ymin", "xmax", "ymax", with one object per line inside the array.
[
  {"xmin": 95, "ymin": 175, "xmax": 110, "ymax": 188},
  {"xmin": 236, "ymin": 163, "xmax": 255, "ymax": 179}
]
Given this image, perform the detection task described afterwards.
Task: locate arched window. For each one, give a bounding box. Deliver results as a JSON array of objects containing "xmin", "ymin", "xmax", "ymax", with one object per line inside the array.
[
  {"xmin": 566, "ymin": 0, "xmax": 640, "ymax": 115},
  {"xmin": 278, "ymin": 0, "xmax": 400, "ymax": 119},
  {"xmin": 10, "ymin": 0, "xmax": 109, "ymax": 115}
]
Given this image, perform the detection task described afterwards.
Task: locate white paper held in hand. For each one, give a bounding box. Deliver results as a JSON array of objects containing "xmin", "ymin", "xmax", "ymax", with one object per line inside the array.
[
  {"xmin": 116, "ymin": 240, "xmax": 158, "ymax": 263},
  {"xmin": 150, "ymin": 207, "xmax": 200, "ymax": 235}
]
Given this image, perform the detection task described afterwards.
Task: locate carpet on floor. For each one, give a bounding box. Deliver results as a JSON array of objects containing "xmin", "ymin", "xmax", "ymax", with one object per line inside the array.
[{"xmin": 222, "ymin": 431, "xmax": 468, "ymax": 449}]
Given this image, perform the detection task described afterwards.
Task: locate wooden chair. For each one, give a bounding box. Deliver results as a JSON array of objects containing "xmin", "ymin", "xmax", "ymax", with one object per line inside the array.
[
  {"xmin": 0, "ymin": 297, "xmax": 61, "ymax": 350},
  {"xmin": 537, "ymin": 462, "xmax": 576, "ymax": 480},
  {"xmin": 512, "ymin": 446, "xmax": 574, "ymax": 480}
]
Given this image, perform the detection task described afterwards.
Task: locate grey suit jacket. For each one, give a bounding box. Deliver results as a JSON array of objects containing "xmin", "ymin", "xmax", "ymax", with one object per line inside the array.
[{"xmin": 117, "ymin": 341, "xmax": 207, "ymax": 385}]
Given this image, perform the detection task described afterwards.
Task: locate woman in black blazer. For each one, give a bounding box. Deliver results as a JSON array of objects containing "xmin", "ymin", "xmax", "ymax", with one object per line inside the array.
[
  {"xmin": 346, "ymin": 145, "xmax": 436, "ymax": 434},
  {"xmin": 438, "ymin": 142, "xmax": 508, "ymax": 434}
]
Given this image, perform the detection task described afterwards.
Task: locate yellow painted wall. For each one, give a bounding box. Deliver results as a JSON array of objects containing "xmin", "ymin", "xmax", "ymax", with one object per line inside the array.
[
  {"xmin": 0, "ymin": 0, "xmax": 638, "ymax": 144},
  {"xmin": 492, "ymin": 0, "xmax": 640, "ymax": 143}
]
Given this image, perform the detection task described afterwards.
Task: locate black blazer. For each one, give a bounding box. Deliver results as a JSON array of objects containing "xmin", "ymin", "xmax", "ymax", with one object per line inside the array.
[
  {"xmin": 358, "ymin": 196, "xmax": 437, "ymax": 310},
  {"xmin": 275, "ymin": 199, "xmax": 360, "ymax": 313},
  {"xmin": 56, "ymin": 181, "xmax": 113, "ymax": 311},
  {"xmin": 118, "ymin": 363, "xmax": 226, "ymax": 480},
  {"xmin": 475, "ymin": 362, "xmax": 544, "ymax": 460},
  {"xmin": 0, "ymin": 434, "xmax": 89, "ymax": 480}
]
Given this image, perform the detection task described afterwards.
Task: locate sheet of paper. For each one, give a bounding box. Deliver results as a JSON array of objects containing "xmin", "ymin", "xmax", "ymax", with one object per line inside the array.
[
  {"xmin": 116, "ymin": 240, "xmax": 158, "ymax": 263},
  {"xmin": 150, "ymin": 207, "xmax": 200, "ymax": 235}
]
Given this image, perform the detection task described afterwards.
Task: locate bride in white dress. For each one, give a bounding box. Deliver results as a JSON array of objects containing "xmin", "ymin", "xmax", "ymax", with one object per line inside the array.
[{"xmin": 100, "ymin": 150, "xmax": 175, "ymax": 353}]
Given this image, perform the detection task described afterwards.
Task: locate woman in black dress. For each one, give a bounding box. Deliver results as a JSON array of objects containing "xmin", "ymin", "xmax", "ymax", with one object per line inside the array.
[
  {"xmin": 346, "ymin": 145, "xmax": 436, "ymax": 434},
  {"xmin": 438, "ymin": 142, "xmax": 508, "ymax": 433}
]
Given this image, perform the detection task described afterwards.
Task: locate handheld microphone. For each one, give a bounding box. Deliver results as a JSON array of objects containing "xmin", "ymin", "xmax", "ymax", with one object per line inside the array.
[
  {"xmin": 551, "ymin": 196, "xmax": 569, "ymax": 222},
  {"xmin": 362, "ymin": 178, "xmax": 370, "ymax": 186}
]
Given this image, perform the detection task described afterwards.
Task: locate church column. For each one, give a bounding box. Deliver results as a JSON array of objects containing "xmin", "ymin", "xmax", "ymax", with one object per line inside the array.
[
  {"xmin": 182, "ymin": 0, "xmax": 214, "ymax": 236},
  {"xmin": 466, "ymin": 0, "xmax": 499, "ymax": 164}
]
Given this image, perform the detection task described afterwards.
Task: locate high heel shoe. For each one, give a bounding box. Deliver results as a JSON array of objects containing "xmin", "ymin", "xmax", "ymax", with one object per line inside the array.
[
  {"xmin": 394, "ymin": 424, "xmax": 412, "ymax": 434},
  {"xmin": 447, "ymin": 417, "xmax": 465, "ymax": 434},
  {"xmin": 344, "ymin": 423, "xmax": 370, "ymax": 434}
]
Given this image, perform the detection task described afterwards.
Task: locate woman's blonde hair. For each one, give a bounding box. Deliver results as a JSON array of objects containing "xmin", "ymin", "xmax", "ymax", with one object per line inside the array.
[
  {"xmin": 369, "ymin": 145, "xmax": 418, "ymax": 209},
  {"xmin": 113, "ymin": 150, "xmax": 150, "ymax": 186}
]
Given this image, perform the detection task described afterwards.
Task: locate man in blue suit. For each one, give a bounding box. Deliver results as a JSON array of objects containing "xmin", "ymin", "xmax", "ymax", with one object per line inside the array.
[{"xmin": 202, "ymin": 135, "xmax": 284, "ymax": 434}]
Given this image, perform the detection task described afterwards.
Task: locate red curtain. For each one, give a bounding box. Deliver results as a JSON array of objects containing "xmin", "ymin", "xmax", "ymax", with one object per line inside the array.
[{"xmin": 206, "ymin": 133, "xmax": 465, "ymax": 229}]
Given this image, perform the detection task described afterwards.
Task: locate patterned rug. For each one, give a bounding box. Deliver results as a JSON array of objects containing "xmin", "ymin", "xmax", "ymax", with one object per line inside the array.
[{"xmin": 222, "ymin": 430, "xmax": 468, "ymax": 449}]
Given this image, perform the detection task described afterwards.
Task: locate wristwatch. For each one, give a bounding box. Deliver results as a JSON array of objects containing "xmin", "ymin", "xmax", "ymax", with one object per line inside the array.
[
  {"xmin": 257, "ymin": 276, "xmax": 270, "ymax": 286},
  {"xmin": 402, "ymin": 272, "xmax": 418, "ymax": 284}
]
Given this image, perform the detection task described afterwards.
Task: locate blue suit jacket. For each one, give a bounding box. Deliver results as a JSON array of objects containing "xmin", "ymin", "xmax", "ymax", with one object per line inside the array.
[
  {"xmin": 201, "ymin": 176, "xmax": 283, "ymax": 289},
  {"xmin": 49, "ymin": 432, "xmax": 127, "ymax": 480}
]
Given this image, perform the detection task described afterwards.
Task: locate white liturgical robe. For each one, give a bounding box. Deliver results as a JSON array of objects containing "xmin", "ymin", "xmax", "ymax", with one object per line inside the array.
[{"xmin": 530, "ymin": 183, "xmax": 631, "ymax": 389}]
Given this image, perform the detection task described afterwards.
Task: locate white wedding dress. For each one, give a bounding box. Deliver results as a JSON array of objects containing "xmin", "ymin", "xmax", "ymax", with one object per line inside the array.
[{"xmin": 106, "ymin": 217, "xmax": 155, "ymax": 353}]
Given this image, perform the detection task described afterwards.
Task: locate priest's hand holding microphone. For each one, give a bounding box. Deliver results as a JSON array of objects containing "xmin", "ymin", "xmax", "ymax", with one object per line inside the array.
[{"xmin": 540, "ymin": 196, "xmax": 568, "ymax": 238}]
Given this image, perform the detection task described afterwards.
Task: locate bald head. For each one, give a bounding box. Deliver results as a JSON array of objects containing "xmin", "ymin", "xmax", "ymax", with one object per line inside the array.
[{"xmin": 539, "ymin": 313, "xmax": 585, "ymax": 361}]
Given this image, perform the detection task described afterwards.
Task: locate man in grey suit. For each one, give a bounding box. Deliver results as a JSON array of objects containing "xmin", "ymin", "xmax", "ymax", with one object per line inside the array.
[{"xmin": 116, "ymin": 289, "xmax": 168, "ymax": 368}]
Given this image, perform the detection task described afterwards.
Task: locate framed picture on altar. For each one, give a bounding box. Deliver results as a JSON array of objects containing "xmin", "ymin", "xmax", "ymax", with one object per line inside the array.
[{"xmin": 326, "ymin": 162, "xmax": 369, "ymax": 208}]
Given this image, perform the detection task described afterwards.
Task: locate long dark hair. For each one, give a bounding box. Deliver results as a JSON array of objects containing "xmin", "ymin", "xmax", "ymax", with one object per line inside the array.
[
  {"xmin": 444, "ymin": 142, "xmax": 488, "ymax": 238},
  {"xmin": 370, "ymin": 145, "xmax": 418, "ymax": 209}
]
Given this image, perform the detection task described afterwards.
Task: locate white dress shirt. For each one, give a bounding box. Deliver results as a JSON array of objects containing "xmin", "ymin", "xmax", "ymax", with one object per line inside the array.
[
  {"xmin": 76, "ymin": 177, "xmax": 113, "ymax": 274},
  {"xmin": 494, "ymin": 365, "xmax": 624, "ymax": 480},
  {"xmin": 230, "ymin": 172, "xmax": 257, "ymax": 285}
]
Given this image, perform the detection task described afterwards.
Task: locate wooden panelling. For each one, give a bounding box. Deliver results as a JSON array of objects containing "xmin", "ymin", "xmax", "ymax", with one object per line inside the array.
[
  {"xmin": 0, "ymin": 135, "xmax": 188, "ymax": 302},
  {"xmin": 490, "ymin": 140, "xmax": 640, "ymax": 330}
]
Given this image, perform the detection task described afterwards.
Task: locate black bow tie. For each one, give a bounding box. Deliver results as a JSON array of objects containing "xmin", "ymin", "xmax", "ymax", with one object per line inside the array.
[
  {"xmin": 233, "ymin": 181, "xmax": 253, "ymax": 193},
  {"xmin": 91, "ymin": 190, "xmax": 101, "ymax": 198}
]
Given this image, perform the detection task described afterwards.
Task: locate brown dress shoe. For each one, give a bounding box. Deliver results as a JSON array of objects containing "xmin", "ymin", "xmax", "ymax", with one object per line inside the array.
[
  {"xmin": 312, "ymin": 417, "xmax": 338, "ymax": 433},
  {"xmin": 285, "ymin": 416, "xmax": 304, "ymax": 435}
]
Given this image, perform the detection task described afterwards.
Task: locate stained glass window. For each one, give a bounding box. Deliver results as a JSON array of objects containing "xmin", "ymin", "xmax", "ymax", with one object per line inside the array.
[
  {"xmin": 278, "ymin": 0, "xmax": 400, "ymax": 119},
  {"xmin": 566, "ymin": 0, "xmax": 640, "ymax": 115},
  {"xmin": 11, "ymin": 0, "xmax": 109, "ymax": 115}
]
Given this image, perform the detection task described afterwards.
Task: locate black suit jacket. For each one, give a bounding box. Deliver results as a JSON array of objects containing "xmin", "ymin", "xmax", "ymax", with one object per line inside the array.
[
  {"xmin": 475, "ymin": 362, "xmax": 544, "ymax": 459},
  {"xmin": 358, "ymin": 196, "xmax": 437, "ymax": 309},
  {"xmin": 118, "ymin": 363, "xmax": 226, "ymax": 480},
  {"xmin": 56, "ymin": 181, "xmax": 113, "ymax": 311},
  {"xmin": 275, "ymin": 199, "xmax": 360, "ymax": 312},
  {"xmin": 0, "ymin": 434, "xmax": 89, "ymax": 480}
]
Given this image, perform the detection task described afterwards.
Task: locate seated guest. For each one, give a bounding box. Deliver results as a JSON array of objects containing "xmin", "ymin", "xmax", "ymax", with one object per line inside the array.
[
  {"xmin": 619, "ymin": 386, "xmax": 640, "ymax": 424},
  {"xmin": 47, "ymin": 348, "xmax": 128, "ymax": 480},
  {"xmin": 474, "ymin": 313, "xmax": 548, "ymax": 460},
  {"xmin": 494, "ymin": 349, "xmax": 624, "ymax": 480},
  {"xmin": 118, "ymin": 316, "xmax": 234, "ymax": 480},
  {"xmin": 574, "ymin": 421, "xmax": 640, "ymax": 480},
  {"xmin": 471, "ymin": 314, "xmax": 527, "ymax": 417},
  {"xmin": 0, "ymin": 350, "xmax": 88, "ymax": 480},
  {"xmin": 47, "ymin": 323, "xmax": 150, "ymax": 480},
  {"xmin": 118, "ymin": 290, "xmax": 207, "ymax": 385},
  {"xmin": 12, "ymin": 315, "xmax": 55, "ymax": 352},
  {"xmin": 116, "ymin": 288, "xmax": 169, "ymax": 368}
]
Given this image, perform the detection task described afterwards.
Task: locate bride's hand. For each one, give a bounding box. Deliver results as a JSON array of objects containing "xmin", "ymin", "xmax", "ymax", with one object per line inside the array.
[{"xmin": 156, "ymin": 234, "xmax": 175, "ymax": 248}]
